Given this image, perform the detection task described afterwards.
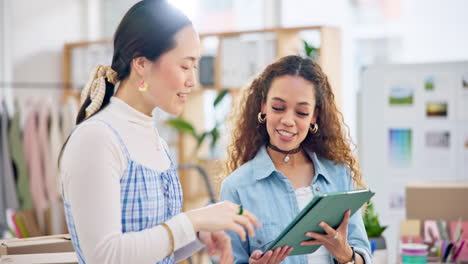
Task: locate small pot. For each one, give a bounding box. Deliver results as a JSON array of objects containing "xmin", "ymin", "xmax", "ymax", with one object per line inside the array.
[{"xmin": 369, "ymin": 236, "xmax": 387, "ymax": 252}]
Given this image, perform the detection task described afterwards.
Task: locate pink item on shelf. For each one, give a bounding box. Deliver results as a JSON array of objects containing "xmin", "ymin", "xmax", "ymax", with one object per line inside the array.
[
  {"xmin": 424, "ymin": 220, "xmax": 441, "ymax": 243},
  {"xmin": 401, "ymin": 236, "xmax": 423, "ymax": 244},
  {"xmin": 401, "ymin": 243, "xmax": 429, "ymax": 256},
  {"xmin": 451, "ymin": 221, "xmax": 468, "ymax": 261},
  {"xmin": 9, "ymin": 211, "xmax": 22, "ymax": 238},
  {"xmin": 453, "ymin": 240, "xmax": 466, "ymax": 262}
]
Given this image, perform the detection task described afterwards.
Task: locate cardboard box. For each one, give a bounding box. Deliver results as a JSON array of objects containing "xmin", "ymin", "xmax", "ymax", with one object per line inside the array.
[
  {"xmin": 406, "ymin": 181, "xmax": 468, "ymax": 222},
  {"xmin": 400, "ymin": 219, "xmax": 421, "ymax": 237},
  {"xmin": 0, "ymin": 252, "xmax": 78, "ymax": 264},
  {"xmin": 0, "ymin": 234, "xmax": 74, "ymax": 256}
]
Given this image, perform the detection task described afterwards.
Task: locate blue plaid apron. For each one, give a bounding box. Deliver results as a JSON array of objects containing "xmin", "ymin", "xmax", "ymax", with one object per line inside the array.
[{"xmin": 63, "ymin": 120, "xmax": 183, "ymax": 264}]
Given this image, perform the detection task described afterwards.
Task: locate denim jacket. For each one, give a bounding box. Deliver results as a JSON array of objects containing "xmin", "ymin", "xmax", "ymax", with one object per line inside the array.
[{"xmin": 220, "ymin": 146, "xmax": 372, "ymax": 264}]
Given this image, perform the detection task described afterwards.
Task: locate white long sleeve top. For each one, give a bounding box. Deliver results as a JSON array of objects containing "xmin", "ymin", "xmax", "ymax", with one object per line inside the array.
[{"xmin": 60, "ymin": 97, "xmax": 202, "ymax": 264}]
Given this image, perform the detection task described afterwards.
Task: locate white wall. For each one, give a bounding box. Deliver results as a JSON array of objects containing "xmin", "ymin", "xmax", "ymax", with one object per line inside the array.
[
  {"xmin": 11, "ymin": 0, "xmax": 84, "ymax": 97},
  {"xmin": 0, "ymin": 0, "xmax": 14, "ymax": 113},
  {"xmin": 395, "ymin": 0, "xmax": 468, "ymax": 63},
  {"xmin": 280, "ymin": 0, "xmax": 468, "ymax": 143},
  {"xmin": 102, "ymin": 0, "xmax": 138, "ymax": 38},
  {"xmin": 1, "ymin": 0, "xmax": 103, "ymax": 114},
  {"xmin": 0, "ymin": 0, "xmax": 4, "ymax": 85}
]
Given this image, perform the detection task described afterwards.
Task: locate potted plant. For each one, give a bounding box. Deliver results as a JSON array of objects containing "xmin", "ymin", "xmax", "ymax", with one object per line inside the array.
[
  {"xmin": 303, "ymin": 40, "xmax": 319, "ymax": 60},
  {"xmin": 165, "ymin": 89, "xmax": 229, "ymax": 160},
  {"xmin": 363, "ymin": 201, "xmax": 387, "ymax": 252}
]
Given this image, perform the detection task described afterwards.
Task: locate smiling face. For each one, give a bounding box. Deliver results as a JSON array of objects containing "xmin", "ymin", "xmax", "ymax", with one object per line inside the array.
[
  {"xmin": 261, "ymin": 75, "xmax": 319, "ymax": 151},
  {"xmin": 140, "ymin": 25, "xmax": 201, "ymax": 115}
]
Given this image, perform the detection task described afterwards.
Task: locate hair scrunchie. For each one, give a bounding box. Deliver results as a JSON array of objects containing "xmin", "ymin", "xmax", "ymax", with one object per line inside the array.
[{"xmin": 80, "ymin": 65, "xmax": 118, "ymax": 118}]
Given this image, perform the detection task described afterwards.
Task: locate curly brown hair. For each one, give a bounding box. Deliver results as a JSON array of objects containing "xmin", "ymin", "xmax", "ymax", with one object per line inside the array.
[{"xmin": 224, "ymin": 55, "xmax": 365, "ymax": 187}]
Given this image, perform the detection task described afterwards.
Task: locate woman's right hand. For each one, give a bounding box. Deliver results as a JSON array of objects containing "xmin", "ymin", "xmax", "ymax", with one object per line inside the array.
[
  {"xmin": 186, "ymin": 201, "xmax": 261, "ymax": 241},
  {"xmin": 249, "ymin": 246, "xmax": 293, "ymax": 264}
]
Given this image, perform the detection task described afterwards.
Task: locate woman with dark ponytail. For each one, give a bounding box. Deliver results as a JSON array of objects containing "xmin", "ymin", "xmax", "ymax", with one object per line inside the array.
[{"xmin": 60, "ymin": 1, "xmax": 260, "ymax": 263}]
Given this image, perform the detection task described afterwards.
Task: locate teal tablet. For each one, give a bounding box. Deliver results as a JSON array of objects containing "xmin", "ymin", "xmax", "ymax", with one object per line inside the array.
[{"xmin": 264, "ymin": 189, "xmax": 374, "ymax": 256}]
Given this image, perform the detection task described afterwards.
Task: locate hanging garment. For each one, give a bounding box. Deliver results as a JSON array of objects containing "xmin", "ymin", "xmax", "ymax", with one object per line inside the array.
[
  {"xmin": 0, "ymin": 103, "xmax": 19, "ymax": 210},
  {"xmin": 23, "ymin": 105, "xmax": 48, "ymax": 234},
  {"xmin": 8, "ymin": 109, "xmax": 33, "ymax": 210},
  {"xmin": 0, "ymin": 106, "xmax": 7, "ymax": 234},
  {"xmin": 0, "ymin": 103, "xmax": 20, "ymax": 237},
  {"xmin": 48, "ymin": 102, "xmax": 63, "ymax": 201},
  {"xmin": 37, "ymin": 104, "xmax": 53, "ymax": 202},
  {"xmin": 37, "ymin": 103, "xmax": 56, "ymax": 235},
  {"xmin": 48, "ymin": 102, "xmax": 65, "ymax": 235}
]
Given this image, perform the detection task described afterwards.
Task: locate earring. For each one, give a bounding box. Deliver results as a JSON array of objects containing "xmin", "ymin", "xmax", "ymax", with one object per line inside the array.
[
  {"xmin": 257, "ymin": 112, "xmax": 266, "ymax": 123},
  {"xmin": 137, "ymin": 80, "xmax": 148, "ymax": 92},
  {"xmin": 309, "ymin": 123, "xmax": 318, "ymax": 134}
]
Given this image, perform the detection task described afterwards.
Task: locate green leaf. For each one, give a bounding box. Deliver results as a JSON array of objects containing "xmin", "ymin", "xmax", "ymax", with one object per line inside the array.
[
  {"xmin": 210, "ymin": 127, "xmax": 220, "ymax": 149},
  {"xmin": 303, "ymin": 40, "xmax": 313, "ymax": 57},
  {"xmin": 303, "ymin": 40, "xmax": 319, "ymax": 59},
  {"xmin": 165, "ymin": 119, "xmax": 197, "ymax": 137},
  {"xmin": 362, "ymin": 201, "xmax": 387, "ymax": 237},
  {"xmin": 213, "ymin": 89, "xmax": 229, "ymax": 107},
  {"xmin": 195, "ymin": 132, "xmax": 208, "ymax": 150}
]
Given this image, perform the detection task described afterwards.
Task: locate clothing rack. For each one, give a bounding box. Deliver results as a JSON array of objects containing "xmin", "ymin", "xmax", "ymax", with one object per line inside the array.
[{"xmin": 0, "ymin": 96, "xmax": 79, "ymax": 239}]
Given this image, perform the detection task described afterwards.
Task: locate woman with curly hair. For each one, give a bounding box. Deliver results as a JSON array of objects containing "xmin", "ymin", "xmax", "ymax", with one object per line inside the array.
[{"xmin": 220, "ymin": 55, "xmax": 371, "ymax": 264}]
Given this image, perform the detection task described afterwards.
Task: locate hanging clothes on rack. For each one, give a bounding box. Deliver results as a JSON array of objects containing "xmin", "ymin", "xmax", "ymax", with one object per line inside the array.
[
  {"xmin": 0, "ymin": 102, "xmax": 19, "ymax": 236},
  {"xmin": 1, "ymin": 105, "xmax": 9, "ymax": 234},
  {"xmin": 37, "ymin": 102, "xmax": 61, "ymax": 235},
  {"xmin": 23, "ymin": 103, "xmax": 49, "ymax": 235},
  {"xmin": 49, "ymin": 102, "xmax": 63, "ymax": 199},
  {"xmin": 0, "ymin": 93, "xmax": 79, "ymax": 238},
  {"xmin": 0, "ymin": 105, "xmax": 6, "ymax": 235},
  {"xmin": 8, "ymin": 108, "xmax": 33, "ymax": 210},
  {"xmin": 48, "ymin": 102, "xmax": 65, "ymax": 235},
  {"xmin": 6, "ymin": 103, "xmax": 43, "ymax": 238},
  {"xmin": 38, "ymin": 104, "xmax": 53, "ymax": 202}
]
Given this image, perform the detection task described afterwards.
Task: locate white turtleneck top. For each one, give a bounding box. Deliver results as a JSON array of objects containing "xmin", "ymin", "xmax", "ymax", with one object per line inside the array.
[{"xmin": 60, "ymin": 97, "xmax": 202, "ymax": 264}]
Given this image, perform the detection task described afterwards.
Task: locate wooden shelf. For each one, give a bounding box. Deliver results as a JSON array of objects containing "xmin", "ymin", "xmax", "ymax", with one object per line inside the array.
[{"xmin": 199, "ymin": 26, "xmax": 324, "ymax": 38}]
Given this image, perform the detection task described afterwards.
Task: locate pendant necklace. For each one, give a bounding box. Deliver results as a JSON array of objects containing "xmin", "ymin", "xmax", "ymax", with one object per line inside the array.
[{"xmin": 267, "ymin": 143, "xmax": 302, "ymax": 163}]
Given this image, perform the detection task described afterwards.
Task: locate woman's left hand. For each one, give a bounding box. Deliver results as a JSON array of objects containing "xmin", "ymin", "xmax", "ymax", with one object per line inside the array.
[
  {"xmin": 198, "ymin": 231, "xmax": 234, "ymax": 264},
  {"xmin": 300, "ymin": 210, "xmax": 354, "ymax": 263}
]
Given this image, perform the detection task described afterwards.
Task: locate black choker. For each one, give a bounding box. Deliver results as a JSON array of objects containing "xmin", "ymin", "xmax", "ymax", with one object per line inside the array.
[{"xmin": 267, "ymin": 143, "xmax": 302, "ymax": 163}]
